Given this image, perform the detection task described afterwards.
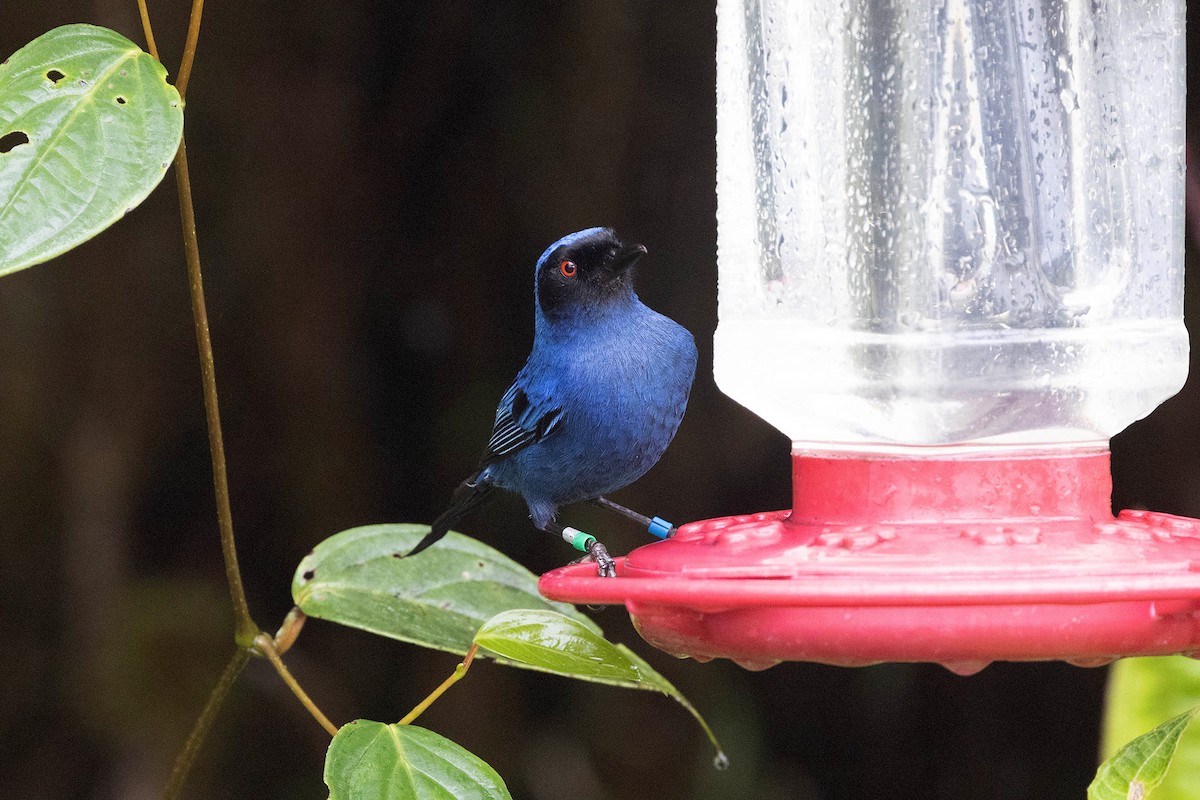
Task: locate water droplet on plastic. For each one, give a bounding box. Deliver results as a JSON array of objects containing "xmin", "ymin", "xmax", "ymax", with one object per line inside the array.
[
  {"xmin": 941, "ymin": 660, "xmax": 990, "ymax": 676},
  {"xmin": 713, "ymin": 751, "xmax": 730, "ymax": 771}
]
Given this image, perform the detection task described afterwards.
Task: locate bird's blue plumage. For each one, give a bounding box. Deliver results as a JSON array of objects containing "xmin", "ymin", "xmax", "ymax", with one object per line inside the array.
[
  {"xmin": 485, "ymin": 290, "xmax": 695, "ymax": 526},
  {"xmin": 412, "ymin": 227, "xmax": 696, "ymax": 561}
]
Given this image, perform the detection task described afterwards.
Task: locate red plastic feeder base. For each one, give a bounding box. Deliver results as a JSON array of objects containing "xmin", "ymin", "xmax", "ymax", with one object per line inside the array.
[{"xmin": 539, "ymin": 448, "xmax": 1200, "ymax": 673}]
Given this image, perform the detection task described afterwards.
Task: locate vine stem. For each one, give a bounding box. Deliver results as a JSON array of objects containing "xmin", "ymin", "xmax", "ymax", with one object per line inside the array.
[
  {"xmin": 255, "ymin": 634, "xmax": 339, "ymax": 737},
  {"xmin": 134, "ymin": 0, "xmax": 159, "ymax": 61},
  {"xmin": 135, "ymin": 2, "xmax": 270, "ymax": 796},
  {"xmin": 174, "ymin": 137, "xmax": 260, "ymax": 645},
  {"xmin": 140, "ymin": 0, "xmax": 259, "ymax": 646},
  {"xmin": 175, "ymin": 0, "xmax": 206, "ymax": 100},
  {"xmin": 163, "ymin": 0, "xmax": 259, "ymax": 645},
  {"xmin": 398, "ymin": 644, "xmax": 479, "ymax": 726},
  {"xmin": 273, "ymin": 607, "xmax": 307, "ymax": 655},
  {"xmin": 162, "ymin": 648, "xmax": 252, "ymax": 800}
]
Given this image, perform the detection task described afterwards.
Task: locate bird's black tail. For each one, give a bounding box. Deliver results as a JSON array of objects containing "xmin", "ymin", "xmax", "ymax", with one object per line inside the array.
[{"xmin": 406, "ymin": 474, "xmax": 495, "ymax": 558}]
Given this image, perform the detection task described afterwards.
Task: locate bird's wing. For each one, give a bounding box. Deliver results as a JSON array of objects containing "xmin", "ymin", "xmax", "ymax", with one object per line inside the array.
[{"xmin": 480, "ymin": 375, "xmax": 564, "ymax": 465}]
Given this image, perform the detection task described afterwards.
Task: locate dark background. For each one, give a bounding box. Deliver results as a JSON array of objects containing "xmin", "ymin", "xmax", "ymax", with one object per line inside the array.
[{"xmin": 1, "ymin": 2, "xmax": 1196, "ymax": 798}]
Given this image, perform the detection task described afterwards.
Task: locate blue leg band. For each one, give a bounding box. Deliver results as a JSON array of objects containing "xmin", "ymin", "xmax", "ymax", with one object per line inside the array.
[{"xmin": 648, "ymin": 516, "xmax": 674, "ymax": 539}]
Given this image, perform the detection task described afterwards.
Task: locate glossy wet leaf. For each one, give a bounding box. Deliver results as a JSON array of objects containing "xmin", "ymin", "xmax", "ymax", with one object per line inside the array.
[
  {"xmin": 1090, "ymin": 705, "xmax": 1199, "ymax": 800},
  {"xmin": 474, "ymin": 609, "xmax": 725, "ymax": 764},
  {"xmin": 1101, "ymin": 657, "xmax": 1200, "ymax": 800},
  {"xmin": 0, "ymin": 24, "xmax": 183, "ymax": 276},
  {"xmin": 326, "ymin": 721, "xmax": 510, "ymax": 800},
  {"xmin": 474, "ymin": 608, "xmax": 669, "ymax": 686},
  {"xmin": 292, "ymin": 524, "xmax": 596, "ymax": 657}
]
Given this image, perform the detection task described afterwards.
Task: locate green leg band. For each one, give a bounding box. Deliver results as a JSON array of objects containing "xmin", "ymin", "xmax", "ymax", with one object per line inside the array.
[{"xmin": 562, "ymin": 526, "xmax": 596, "ymax": 553}]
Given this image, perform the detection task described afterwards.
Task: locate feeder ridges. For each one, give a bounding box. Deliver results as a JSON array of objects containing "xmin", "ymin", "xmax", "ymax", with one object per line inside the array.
[{"xmin": 539, "ymin": 449, "xmax": 1200, "ymax": 673}]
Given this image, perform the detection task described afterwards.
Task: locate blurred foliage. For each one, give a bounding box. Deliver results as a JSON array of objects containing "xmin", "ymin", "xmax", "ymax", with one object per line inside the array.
[
  {"xmin": 1100, "ymin": 657, "xmax": 1200, "ymax": 800},
  {"xmin": 1092, "ymin": 704, "xmax": 1198, "ymax": 800}
]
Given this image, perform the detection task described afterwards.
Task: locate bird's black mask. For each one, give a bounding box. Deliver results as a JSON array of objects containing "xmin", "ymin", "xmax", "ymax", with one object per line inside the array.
[{"xmin": 536, "ymin": 229, "xmax": 646, "ymax": 323}]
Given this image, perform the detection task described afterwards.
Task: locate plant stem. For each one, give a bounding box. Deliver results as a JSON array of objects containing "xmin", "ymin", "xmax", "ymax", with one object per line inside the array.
[
  {"xmin": 136, "ymin": 0, "xmax": 258, "ymax": 658},
  {"xmin": 398, "ymin": 644, "xmax": 479, "ymax": 726},
  {"xmin": 255, "ymin": 634, "xmax": 339, "ymax": 737},
  {"xmin": 136, "ymin": 3, "xmax": 264, "ymax": 797},
  {"xmin": 273, "ymin": 607, "xmax": 307, "ymax": 656},
  {"xmin": 134, "ymin": 0, "xmax": 159, "ymax": 61},
  {"xmin": 174, "ymin": 138, "xmax": 260, "ymax": 646},
  {"xmin": 167, "ymin": 0, "xmax": 259, "ymax": 647},
  {"xmin": 162, "ymin": 648, "xmax": 251, "ymax": 800},
  {"xmin": 175, "ymin": 0, "xmax": 206, "ymax": 100}
]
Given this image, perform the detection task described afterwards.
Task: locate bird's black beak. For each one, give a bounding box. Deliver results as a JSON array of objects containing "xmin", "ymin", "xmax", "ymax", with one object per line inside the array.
[{"xmin": 611, "ymin": 243, "xmax": 647, "ymax": 274}]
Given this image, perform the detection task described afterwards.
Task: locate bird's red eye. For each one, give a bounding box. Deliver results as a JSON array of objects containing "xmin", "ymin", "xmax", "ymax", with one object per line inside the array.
[{"xmin": 560, "ymin": 260, "xmax": 577, "ymax": 278}]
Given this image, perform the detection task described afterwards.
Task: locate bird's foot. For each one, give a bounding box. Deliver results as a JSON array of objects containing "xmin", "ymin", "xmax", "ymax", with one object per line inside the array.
[
  {"xmin": 585, "ymin": 540, "xmax": 617, "ymax": 578},
  {"xmin": 567, "ymin": 539, "xmax": 617, "ymax": 578},
  {"xmin": 549, "ymin": 522, "xmax": 617, "ymax": 577}
]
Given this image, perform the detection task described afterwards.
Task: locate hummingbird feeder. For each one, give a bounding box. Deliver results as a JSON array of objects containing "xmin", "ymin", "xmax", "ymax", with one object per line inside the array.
[{"xmin": 540, "ymin": 0, "xmax": 1199, "ymax": 673}]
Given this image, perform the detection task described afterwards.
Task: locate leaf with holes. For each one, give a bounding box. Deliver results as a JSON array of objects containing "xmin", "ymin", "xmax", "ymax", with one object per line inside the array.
[
  {"xmin": 1090, "ymin": 705, "xmax": 1200, "ymax": 800},
  {"xmin": 292, "ymin": 524, "xmax": 598, "ymax": 658},
  {"xmin": 0, "ymin": 24, "xmax": 183, "ymax": 276},
  {"xmin": 473, "ymin": 609, "xmax": 726, "ymax": 765},
  {"xmin": 326, "ymin": 721, "xmax": 511, "ymax": 800}
]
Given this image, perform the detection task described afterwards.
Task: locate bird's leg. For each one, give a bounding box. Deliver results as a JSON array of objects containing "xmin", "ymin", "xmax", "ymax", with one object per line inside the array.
[
  {"xmin": 592, "ymin": 496, "xmax": 676, "ymax": 539},
  {"xmin": 543, "ymin": 521, "xmax": 617, "ymax": 578}
]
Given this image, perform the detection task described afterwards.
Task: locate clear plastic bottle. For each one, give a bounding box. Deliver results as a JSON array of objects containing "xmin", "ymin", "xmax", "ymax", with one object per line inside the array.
[{"xmin": 714, "ymin": 0, "xmax": 1188, "ymax": 449}]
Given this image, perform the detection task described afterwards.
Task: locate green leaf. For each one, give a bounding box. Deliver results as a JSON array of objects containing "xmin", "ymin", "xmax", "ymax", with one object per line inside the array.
[
  {"xmin": 1090, "ymin": 705, "xmax": 1200, "ymax": 800},
  {"xmin": 474, "ymin": 608, "xmax": 669, "ymax": 687},
  {"xmin": 292, "ymin": 524, "xmax": 597, "ymax": 657},
  {"xmin": 326, "ymin": 721, "xmax": 510, "ymax": 800},
  {"xmin": 1100, "ymin": 657, "xmax": 1200, "ymax": 800},
  {"xmin": 474, "ymin": 609, "xmax": 726, "ymax": 766},
  {"xmin": 0, "ymin": 24, "xmax": 183, "ymax": 276}
]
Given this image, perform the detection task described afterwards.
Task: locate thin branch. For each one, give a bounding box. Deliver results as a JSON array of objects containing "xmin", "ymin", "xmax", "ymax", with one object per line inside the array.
[
  {"xmin": 175, "ymin": 0, "xmax": 206, "ymax": 99},
  {"xmin": 137, "ymin": 0, "xmax": 257, "ymax": 653},
  {"xmin": 134, "ymin": 0, "xmax": 159, "ymax": 61},
  {"xmin": 162, "ymin": 648, "xmax": 252, "ymax": 800},
  {"xmin": 399, "ymin": 644, "xmax": 479, "ymax": 726},
  {"xmin": 255, "ymin": 634, "xmax": 339, "ymax": 737},
  {"xmin": 273, "ymin": 607, "xmax": 307, "ymax": 656},
  {"xmin": 174, "ymin": 138, "xmax": 260, "ymax": 646},
  {"xmin": 136, "ymin": 2, "xmax": 263, "ymax": 798}
]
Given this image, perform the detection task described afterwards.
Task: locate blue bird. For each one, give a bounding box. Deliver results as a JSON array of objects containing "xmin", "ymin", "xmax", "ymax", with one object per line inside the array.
[{"xmin": 408, "ymin": 227, "xmax": 697, "ymax": 576}]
